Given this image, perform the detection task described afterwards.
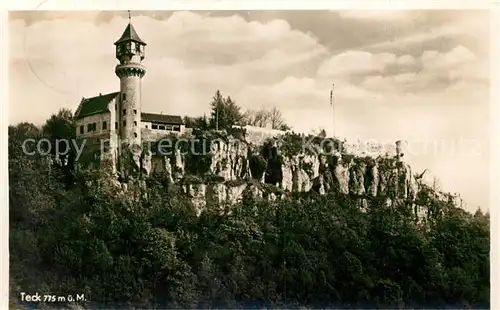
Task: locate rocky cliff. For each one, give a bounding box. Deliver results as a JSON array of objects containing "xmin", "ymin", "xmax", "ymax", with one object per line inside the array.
[{"xmin": 105, "ymin": 131, "xmax": 421, "ymax": 216}]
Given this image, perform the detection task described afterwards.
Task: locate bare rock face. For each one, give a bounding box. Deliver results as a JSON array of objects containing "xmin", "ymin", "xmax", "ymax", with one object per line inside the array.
[
  {"xmin": 164, "ymin": 157, "xmax": 174, "ymax": 185},
  {"xmin": 333, "ymin": 156, "xmax": 350, "ymax": 194},
  {"xmin": 281, "ymin": 157, "xmax": 294, "ymax": 191},
  {"xmin": 119, "ymin": 147, "xmax": 141, "ymax": 179},
  {"xmin": 208, "ymin": 138, "xmax": 251, "ymax": 181},
  {"xmin": 365, "ymin": 159, "xmax": 379, "ymax": 197},
  {"xmin": 302, "ymin": 154, "xmax": 320, "ymax": 180},
  {"xmin": 173, "ymin": 149, "xmax": 185, "ymax": 181},
  {"xmin": 318, "ymin": 155, "xmax": 334, "ymax": 192},
  {"xmin": 206, "ymin": 182, "xmax": 227, "ymax": 206},
  {"xmin": 182, "ymin": 181, "xmax": 207, "ymax": 214},
  {"xmin": 292, "ymin": 157, "xmax": 313, "ymax": 193},
  {"xmin": 111, "ymin": 136, "xmax": 424, "ymax": 214},
  {"xmin": 349, "ymin": 161, "xmax": 366, "ymax": 196},
  {"xmin": 142, "ymin": 149, "xmax": 152, "ymax": 176},
  {"xmin": 227, "ymin": 182, "xmax": 248, "ymax": 205},
  {"xmin": 394, "ymin": 161, "xmax": 419, "ymax": 200},
  {"xmin": 234, "ymin": 142, "xmax": 250, "ymax": 179},
  {"xmin": 209, "ymin": 140, "xmax": 230, "ymax": 180},
  {"xmin": 396, "ymin": 161, "xmax": 409, "ymax": 199},
  {"xmin": 378, "ymin": 160, "xmax": 398, "ymax": 197}
]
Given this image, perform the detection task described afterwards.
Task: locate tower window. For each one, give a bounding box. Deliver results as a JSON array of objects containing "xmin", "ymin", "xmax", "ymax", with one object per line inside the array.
[
  {"xmin": 123, "ymin": 121, "xmax": 126, "ymax": 127},
  {"xmin": 123, "ymin": 109, "xmax": 126, "ymax": 115},
  {"xmin": 122, "ymin": 93, "xmax": 126, "ymax": 101},
  {"xmin": 79, "ymin": 125, "xmax": 84, "ymax": 134},
  {"xmin": 145, "ymin": 125, "xmax": 148, "ymax": 129},
  {"xmin": 115, "ymin": 122, "xmax": 118, "ymax": 130},
  {"xmin": 134, "ymin": 121, "xmax": 137, "ymax": 127},
  {"xmin": 134, "ymin": 110, "xmax": 137, "ymax": 115},
  {"xmin": 102, "ymin": 121, "xmax": 107, "ymax": 130},
  {"xmin": 134, "ymin": 132, "xmax": 138, "ymax": 138}
]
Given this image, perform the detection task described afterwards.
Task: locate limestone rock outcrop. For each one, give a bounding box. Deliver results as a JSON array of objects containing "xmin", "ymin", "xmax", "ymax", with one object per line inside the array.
[{"xmin": 111, "ymin": 133, "xmax": 423, "ymax": 214}]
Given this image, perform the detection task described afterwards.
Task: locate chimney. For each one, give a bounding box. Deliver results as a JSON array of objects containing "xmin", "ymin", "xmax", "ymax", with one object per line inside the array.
[{"xmin": 99, "ymin": 93, "xmax": 102, "ymax": 96}]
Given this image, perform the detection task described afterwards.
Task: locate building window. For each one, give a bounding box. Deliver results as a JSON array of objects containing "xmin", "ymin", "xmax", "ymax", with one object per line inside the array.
[
  {"xmin": 173, "ymin": 125, "xmax": 180, "ymax": 132},
  {"xmin": 134, "ymin": 109, "xmax": 137, "ymax": 115},
  {"xmin": 152, "ymin": 124, "xmax": 158, "ymax": 130},
  {"xmin": 145, "ymin": 125, "xmax": 148, "ymax": 129},
  {"xmin": 134, "ymin": 121, "xmax": 137, "ymax": 127},
  {"xmin": 87, "ymin": 124, "xmax": 92, "ymax": 132},
  {"xmin": 92, "ymin": 123, "xmax": 97, "ymax": 131},
  {"xmin": 166, "ymin": 124, "xmax": 173, "ymax": 131},
  {"xmin": 103, "ymin": 121, "xmax": 107, "ymax": 130},
  {"xmin": 159, "ymin": 125, "xmax": 165, "ymax": 130},
  {"xmin": 115, "ymin": 122, "xmax": 118, "ymax": 130},
  {"xmin": 79, "ymin": 125, "xmax": 84, "ymax": 134},
  {"xmin": 123, "ymin": 120, "xmax": 126, "ymax": 127},
  {"xmin": 134, "ymin": 132, "xmax": 138, "ymax": 138},
  {"xmin": 123, "ymin": 109, "xmax": 126, "ymax": 115}
]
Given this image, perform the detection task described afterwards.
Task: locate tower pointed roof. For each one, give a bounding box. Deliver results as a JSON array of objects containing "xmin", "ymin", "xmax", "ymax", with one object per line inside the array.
[{"xmin": 114, "ymin": 22, "xmax": 146, "ymax": 46}]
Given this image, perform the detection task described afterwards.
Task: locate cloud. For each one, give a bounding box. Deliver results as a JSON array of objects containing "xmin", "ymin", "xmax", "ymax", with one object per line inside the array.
[
  {"xmin": 363, "ymin": 16, "xmax": 488, "ymax": 53},
  {"xmin": 359, "ymin": 45, "xmax": 486, "ymax": 96},
  {"xmin": 9, "ymin": 11, "xmax": 327, "ymax": 124},
  {"xmin": 317, "ymin": 51, "xmax": 397, "ymax": 78},
  {"xmin": 338, "ymin": 10, "xmax": 411, "ymax": 21},
  {"xmin": 397, "ymin": 54, "xmax": 416, "ymax": 66},
  {"xmin": 421, "ymin": 45, "xmax": 477, "ymax": 70}
]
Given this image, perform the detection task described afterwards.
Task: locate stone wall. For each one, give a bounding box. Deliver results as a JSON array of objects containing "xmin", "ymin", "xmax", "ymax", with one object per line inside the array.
[
  {"xmin": 233, "ymin": 125, "xmax": 290, "ymax": 145},
  {"xmin": 75, "ymin": 111, "xmax": 112, "ymax": 139}
]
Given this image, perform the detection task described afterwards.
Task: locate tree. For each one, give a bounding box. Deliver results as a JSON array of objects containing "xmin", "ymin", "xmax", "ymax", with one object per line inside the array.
[
  {"xmin": 42, "ymin": 108, "xmax": 75, "ymax": 140},
  {"xmin": 209, "ymin": 91, "xmax": 243, "ymax": 131},
  {"xmin": 242, "ymin": 107, "xmax": 291, "ymax": 130},
  {"xmin": 42, "ymin": 108, "xmax": 76, "ymax": 169},
  {"xmin": 8, "ymin": 110, "xmax": 490, "ymax": 309},
  {"xmin": 242, "ymin": 109, "xmax": 270, "ymax": 128},
  {"xmin": 269, "ymin": 107, "xmax": 287, "ymax": 130},
  {"xmin": 318, "ymin": 129, "xmax": 327, "ymax": 138},
  {"xmin": 183, "ymin": 116, "xmax": 195, "ymax": 128},
  {"xmin": 186, "ymin": 115, "xmax": 210, "ymax": 131}
]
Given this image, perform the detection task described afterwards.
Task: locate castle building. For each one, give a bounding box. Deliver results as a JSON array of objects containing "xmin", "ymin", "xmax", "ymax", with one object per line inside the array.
[{"xmin": 74, "ymin": 15, "xmax": 185, "ymax": 169}]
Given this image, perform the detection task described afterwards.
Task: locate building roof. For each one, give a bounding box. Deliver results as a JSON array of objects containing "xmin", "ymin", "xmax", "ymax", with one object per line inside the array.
[
  {"xmin": 75, "ymin": 92, "xmax": 119, "ymax": 119},
  {"xmin": 114, "ymin": 23, "xmax": 146, "ymax": 46},
  {"xmin": 141, "ymin": 113, "xmax": 184, "ymax": 125}
]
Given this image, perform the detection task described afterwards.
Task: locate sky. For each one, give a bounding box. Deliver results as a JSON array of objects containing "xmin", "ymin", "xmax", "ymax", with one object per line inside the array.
[{"xmin": 8, "ymin": 10, "xmax": 490, "ymax": 212}]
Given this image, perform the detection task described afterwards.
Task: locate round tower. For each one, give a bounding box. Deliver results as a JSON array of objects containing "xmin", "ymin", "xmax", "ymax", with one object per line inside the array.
[{"xmin": 114, "ymin": 14, "xmax": 146, "ymax": 152}]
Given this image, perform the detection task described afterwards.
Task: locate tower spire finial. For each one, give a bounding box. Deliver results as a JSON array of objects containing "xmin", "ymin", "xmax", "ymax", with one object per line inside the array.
[{"xmin": 128, "ymin": 10, "xmax": 131, "ymax": 23}]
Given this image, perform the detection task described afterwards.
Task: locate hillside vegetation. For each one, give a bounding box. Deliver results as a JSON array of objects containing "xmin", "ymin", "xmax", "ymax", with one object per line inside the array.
[{"xmin": 8, "ymin": 109, "xmax": 490, "ymax": 309}]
